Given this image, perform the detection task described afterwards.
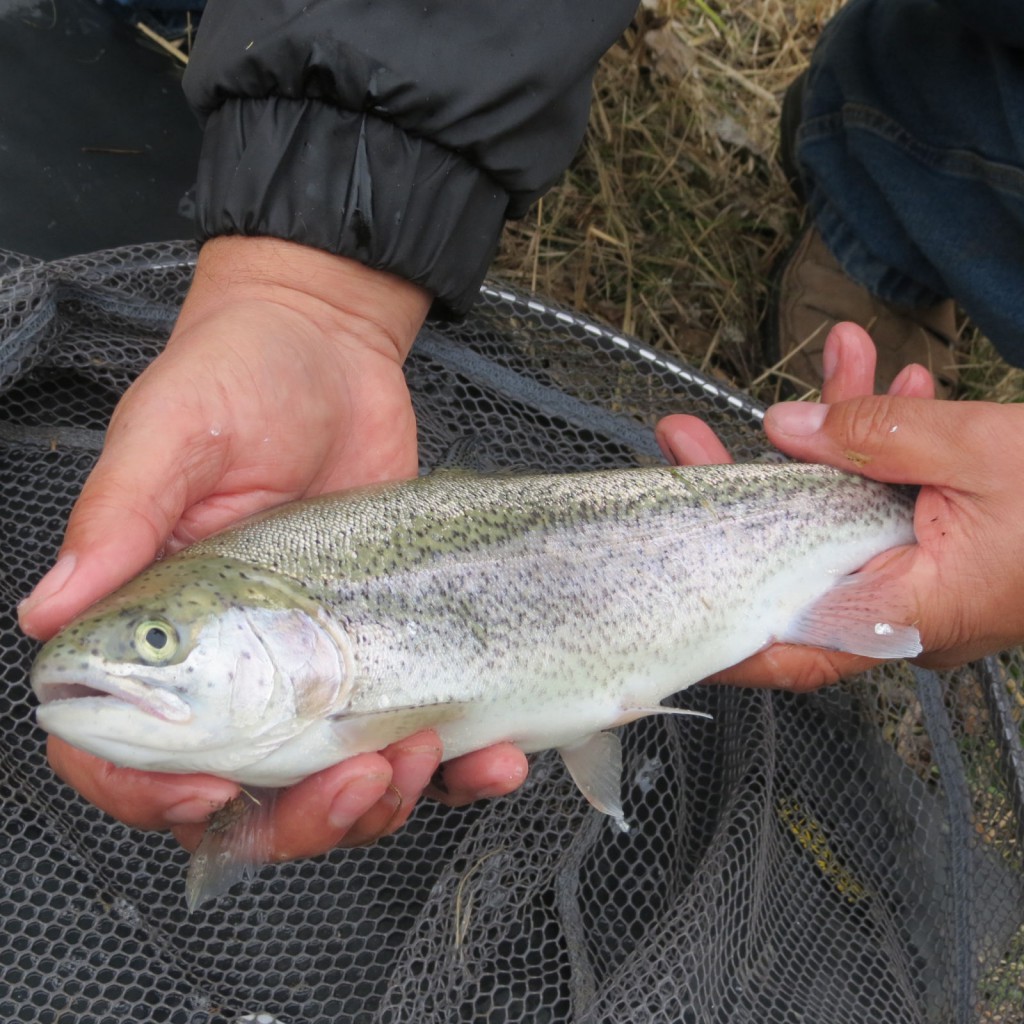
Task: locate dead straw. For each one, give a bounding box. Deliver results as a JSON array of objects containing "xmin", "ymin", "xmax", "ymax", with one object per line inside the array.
[{"xmin": 491, "ymin": 0, "xmax": 1020, "ymax": 403}]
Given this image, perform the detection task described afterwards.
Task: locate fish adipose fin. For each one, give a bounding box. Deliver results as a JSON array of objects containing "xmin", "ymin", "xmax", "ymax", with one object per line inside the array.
[
  {"xmin": 781, "ymin": 573, "xmax": 922, "ymax": 659},
  {"xmin": 558, "ymin": 732, "xmax": 630, "ymax": 834},
  {"xmin": 186, "ymin": 787, "xmax": 278, "ymax": 912}
]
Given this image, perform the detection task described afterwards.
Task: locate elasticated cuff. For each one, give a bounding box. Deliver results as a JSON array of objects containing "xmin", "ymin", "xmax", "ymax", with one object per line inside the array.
[{"xmin": 193, "ymin": 96, "xmax": 510, "ymax": 317}]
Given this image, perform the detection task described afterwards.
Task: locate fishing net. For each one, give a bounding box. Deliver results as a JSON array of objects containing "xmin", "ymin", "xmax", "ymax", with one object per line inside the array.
[{"xmin": 1, "ymin": 241, "xmax": 1022, "ymax": 1024}]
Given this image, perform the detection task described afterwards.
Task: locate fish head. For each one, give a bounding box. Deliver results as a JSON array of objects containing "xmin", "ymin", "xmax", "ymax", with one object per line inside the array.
[{"xmin": 31, "ymin": 556, "xmax": 354, "ymax": 779}]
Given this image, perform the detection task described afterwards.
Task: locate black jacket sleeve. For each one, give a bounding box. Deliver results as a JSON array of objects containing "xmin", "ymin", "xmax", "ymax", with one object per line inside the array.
[{"xmin": 183, "ymin": 0, "xmax": 638, "ymax": 316}]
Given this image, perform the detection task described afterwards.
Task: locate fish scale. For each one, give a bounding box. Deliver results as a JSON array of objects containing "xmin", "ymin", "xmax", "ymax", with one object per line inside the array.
[{"xmin": 31, "ymin": 461, "xmax": 921, "ymax": 908}]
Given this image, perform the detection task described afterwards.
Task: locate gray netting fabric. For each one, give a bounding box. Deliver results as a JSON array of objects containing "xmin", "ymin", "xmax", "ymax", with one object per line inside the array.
[{"xmin": 1, "ymin": 242, "xmax": 1022, "ymax": 1024}]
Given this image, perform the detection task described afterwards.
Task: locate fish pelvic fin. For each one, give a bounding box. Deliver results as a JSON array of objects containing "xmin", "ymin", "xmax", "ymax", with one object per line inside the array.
[
  {"xmin": 558, "ymin": 732, "xmax": 630, "ymax": 834},
  {"xmin": 781, "ymin": 572, "xmax": 922, "ymax": 660},
  {"xmin": 559, "ymin": 711, "xmax": 711, "ymax": 833},
  {"xmin": 185, "ymin": 786, "xmax": 278, "ymax": 912}
]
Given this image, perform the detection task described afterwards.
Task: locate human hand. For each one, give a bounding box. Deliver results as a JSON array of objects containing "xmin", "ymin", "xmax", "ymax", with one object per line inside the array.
[
  {"xmin": 658, "ymin": 321, "xmax": 1024, "ymax": 689},
  {"xmin": 21, "ymin": 236, "xmax": 526, "ymax": 859}
]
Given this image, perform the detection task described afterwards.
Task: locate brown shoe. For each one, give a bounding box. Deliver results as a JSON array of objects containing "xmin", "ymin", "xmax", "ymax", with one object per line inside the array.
[{"xmin": 766, "ymin": 227, "xmax": 959, "ymax": 397}]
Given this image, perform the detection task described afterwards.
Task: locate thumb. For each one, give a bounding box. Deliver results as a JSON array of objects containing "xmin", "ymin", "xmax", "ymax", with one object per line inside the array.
[
  {"xmin": 18, "ymin": 425, "xmax": 203, "ymax": 641},
  {"xmin": 763, "ymin": 396, "xmax": 997, "ymax": 488}
]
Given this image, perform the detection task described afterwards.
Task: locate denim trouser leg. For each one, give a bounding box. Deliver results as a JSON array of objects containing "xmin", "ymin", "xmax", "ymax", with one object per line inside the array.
[{"xmin": 796, "ymin": 0, "xmax": 1024, "ymax": 366}]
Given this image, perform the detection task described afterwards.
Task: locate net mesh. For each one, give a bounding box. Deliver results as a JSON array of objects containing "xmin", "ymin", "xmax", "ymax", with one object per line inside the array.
[{"xmin": 1, "ymin": 242, "xmax": 1022, "ymax": 1024}]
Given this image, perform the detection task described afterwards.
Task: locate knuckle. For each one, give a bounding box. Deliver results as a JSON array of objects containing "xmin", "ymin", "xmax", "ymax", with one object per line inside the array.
[
  {"xmin": 785, "ymin": 649, "xmax": 851, "ymax": 691},
  {"xmin": 829, "ymin": 396, "xmax": 899, "ymax": 464}
]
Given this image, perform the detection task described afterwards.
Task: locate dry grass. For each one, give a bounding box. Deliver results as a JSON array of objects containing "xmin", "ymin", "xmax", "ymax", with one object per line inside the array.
[{"xmin": 491, "ymin": 0, "xmax": 1023, "ymax": 404}]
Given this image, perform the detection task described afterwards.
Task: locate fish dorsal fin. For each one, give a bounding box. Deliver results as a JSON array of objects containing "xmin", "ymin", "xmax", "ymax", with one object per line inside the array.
[
  {"xmin": 186, "ymin": 786, "xmax": 278, "ymax": 912},
  {"xmin": 558, "ymin": 732, "xmax": 630, "ymax": 833},
  {"xmin": 780, "ymin": 572, "xmax": 922, "ymax": 659}
]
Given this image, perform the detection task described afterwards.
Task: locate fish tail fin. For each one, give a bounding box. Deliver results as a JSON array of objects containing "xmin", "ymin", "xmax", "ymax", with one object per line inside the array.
[
  {"xmin": 185, "ymin": 786, "xmax": 278, "ymax": 912},
  {"xmin": 781, "ymin": 571, "xmax": 922, "ymax": 660}
]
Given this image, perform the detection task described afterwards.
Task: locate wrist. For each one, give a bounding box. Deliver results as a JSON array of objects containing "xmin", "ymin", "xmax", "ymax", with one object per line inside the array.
[{"xmin": 183, "ymin": 236, "xmax": 431, "ymax": 363}]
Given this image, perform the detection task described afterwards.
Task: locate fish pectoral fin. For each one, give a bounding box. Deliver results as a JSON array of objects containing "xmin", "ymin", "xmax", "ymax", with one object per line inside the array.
[
  {"xmin": 780, "ymin": 572, "xmax": 922, "ymax": 659},
  {"xmin": 328, "ymin": 700, "xmax": 471, "ymax": 751},
  {"xmin": 186, "ymin": 786, "xmax": 278, "ymax": 912},
  {"xmin": 558, "ymin": 732, "xmax": 630, "ymax": 833}
]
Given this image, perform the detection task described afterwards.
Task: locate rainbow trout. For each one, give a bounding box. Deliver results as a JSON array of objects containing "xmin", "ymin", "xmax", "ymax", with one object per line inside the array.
[{"xmin": 31, "ymin": 463, "xmax": 920, "ymax": 908}]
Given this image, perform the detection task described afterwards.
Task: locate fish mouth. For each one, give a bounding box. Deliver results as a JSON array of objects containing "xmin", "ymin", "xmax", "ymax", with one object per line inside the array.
[{"xmin": 33, "ymin": 671, "xmax": 192, "ymax": 724}]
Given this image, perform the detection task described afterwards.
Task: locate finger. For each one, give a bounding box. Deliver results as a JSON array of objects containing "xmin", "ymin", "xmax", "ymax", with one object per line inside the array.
[
  {"xmin": 820, "ymin": 322, "xmax": 935, "ymax": 402},
  {"xmin": 18, "ymin": 403, "xmax": 219, "ymax": 640},
  {"xmin": 709, "ymin": 645, "xmax": 879, "ymax": 692},
  {"xmin": 175, "ymin": 753, "xmax": 398, "ymax": 857},
  {"xmin": 655, "ymin": 415, "xmax": 734, "ymax": 466},
  {"xmin": 430, "ymin": 742, "xmax": 529, "ymax": 806},
  {"xmin": 820, "ymin": 322, "xmax": 876, "ymax": 404},
  {"xmin": 763, "ymin": 395, "xmax": 1010, "ymax": 489},
  {"xmin": 17, "ymin": 481, "xmax": 176, "ymax": 642},
  {"xmin": 47, "ymin": 738, "xmax": 238, "ymax": 832},
  {"xmin": 172, "ymin": 751, "xmax": 396, "ymax": 857},
  {"xmin": 888, "ymin": 363, "xmax": 936, "ymax": 399},
  {"xmin": 336, "ymin": 730, "xmax": 444, "ymax": 847},
  {"xmin": 260, "ymin": 752, "xmax": 396, "ymax": 860}
]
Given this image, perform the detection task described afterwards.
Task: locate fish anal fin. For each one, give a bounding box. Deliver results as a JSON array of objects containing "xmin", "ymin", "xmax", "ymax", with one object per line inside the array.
[
  {"xmin": 614, "ymin": 704, "xmax": 714, "ymax": 727},
  {"xmin": 781, "ymin": 573, "xmax": 922, "ymax": 660},
  {"xmin": 558, "ymin": 732, "xmax": 629, "ymax": 833},
  {"xmin": 186, "ymin": 786, "xmax": 278, "ymax": 912}
]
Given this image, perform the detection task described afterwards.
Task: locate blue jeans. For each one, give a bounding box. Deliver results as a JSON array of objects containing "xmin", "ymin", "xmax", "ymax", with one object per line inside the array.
[{"xmin": 796, "ymin": 0, "xmax": 1024, "ymax": 367}]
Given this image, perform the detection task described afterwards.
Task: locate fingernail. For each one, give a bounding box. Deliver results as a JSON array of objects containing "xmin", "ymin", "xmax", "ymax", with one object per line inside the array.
[
  {"xmin": 889, "ymin": 365, "xmax": 917, "ymax": 396},
  {"xmin": 657, "ymin": 436, "xmax": 681, "ymax": 466},
  {"xmin": 822, "ymin": 334, "xmax": 840, "ymax": 383},
  {"xmin": 765, "ymin": 403, "xmax": 828, "ymax": 437},
  {"xmin": 328, "ymin": 772, "xmax": 390, "ymax": 830},
  {"xmin": 164, "ymin": 795, "xmax": 230, "ymax": 825},
  {"xmin": 395, "ymin": 742, "xmax": 443, "ymax": 760},
  {"xmin": 18, "ymin": 554, "xmax": 77, "ymax": 616}
]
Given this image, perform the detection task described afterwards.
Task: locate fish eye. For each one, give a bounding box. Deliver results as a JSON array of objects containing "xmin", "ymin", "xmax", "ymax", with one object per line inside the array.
[{"xmin": 133, "ymin": 619, "xmax": 179, "ymax": 663}]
